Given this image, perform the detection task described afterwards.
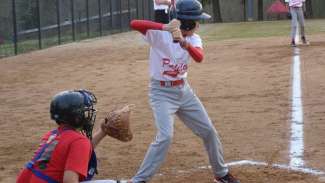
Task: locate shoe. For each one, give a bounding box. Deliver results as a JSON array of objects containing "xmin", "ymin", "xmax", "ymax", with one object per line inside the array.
[
  {"xmin": 214, "ymin": 173, "xmax": 240, "ymax": 183},
  {"xmin": 301, "ymin": 36, "xmax": 310, "ymax": 45},
  {"xmin": 291, "ymin": 39, "xmax": 297, "ymax": 47}
]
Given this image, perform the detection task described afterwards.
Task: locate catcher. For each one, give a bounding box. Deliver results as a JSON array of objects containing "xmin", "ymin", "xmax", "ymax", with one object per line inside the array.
[{"xmin": 16, "ymin": 89, "xmax": 133, "ymax": 183}]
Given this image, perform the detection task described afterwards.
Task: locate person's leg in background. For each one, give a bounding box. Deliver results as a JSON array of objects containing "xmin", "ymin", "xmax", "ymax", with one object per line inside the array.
[
  {"xmin": 154, "ymin": 9, "xmax": 170, "ymax": 24},
  {"xmin": 296, "ymin": 7, "xmax": 308, "ymax": 44},
  {"xmin": 290, "ymin": 7, "xmax": 299, "ymax": 47}
]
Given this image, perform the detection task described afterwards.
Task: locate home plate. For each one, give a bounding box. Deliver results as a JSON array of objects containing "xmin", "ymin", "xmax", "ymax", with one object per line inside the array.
[
  {"xmin": 319, "ymin": 176, "xmax": 325, "ymax": 182},
  {"xmin": 82, "ymin": 180, "xmax": 123, "ymax": 183}
]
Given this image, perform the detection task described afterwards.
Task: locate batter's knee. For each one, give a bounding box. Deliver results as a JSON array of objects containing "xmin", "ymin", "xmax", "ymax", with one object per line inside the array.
[
  {"xmin": 200, "ymin": 125, "xmax": 218, "ymax": 140},
  {"xmin": 156, "ymin": 131, "xmax": 173, "ymax": 144}
]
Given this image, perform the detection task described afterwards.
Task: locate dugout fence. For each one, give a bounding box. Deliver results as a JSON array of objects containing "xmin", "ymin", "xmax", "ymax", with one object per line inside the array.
[
  {"xmin": 0, "ymin": 0, "xmax": 153, "ymax": 57},
  {"xmin": 0, "ymin": 0, "xmax": 324, "ymax": 58}
]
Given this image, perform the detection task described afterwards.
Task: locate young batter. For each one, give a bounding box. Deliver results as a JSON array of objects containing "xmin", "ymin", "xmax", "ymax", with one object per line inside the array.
[
  {"xmin": 285, "ymin": 0, "xmax": 309, "ymax": 47},
  {"xmin": 130, "ymin": 0, "xmax": 240, "ymax": 183}
]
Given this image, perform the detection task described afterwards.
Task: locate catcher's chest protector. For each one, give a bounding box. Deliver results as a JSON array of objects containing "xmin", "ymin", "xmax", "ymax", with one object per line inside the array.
[{"xmin": 25, "ymin": 129, "xmax": 97, "ymax": 183}]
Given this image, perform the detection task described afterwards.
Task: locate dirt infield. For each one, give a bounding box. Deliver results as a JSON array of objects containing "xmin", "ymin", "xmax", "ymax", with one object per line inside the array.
[{"xmin": 0, "ymin": 29, "xmax": 325, "ymax": 183}]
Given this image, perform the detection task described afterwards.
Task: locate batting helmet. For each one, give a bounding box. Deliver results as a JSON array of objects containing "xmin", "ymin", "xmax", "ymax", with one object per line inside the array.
[
  {"xmin": 50, "ymin": 89, "xmax": 97, "ymax": 139},
  {"xmin": 175, "ymin": 0, "xmax": 211, "ymax": 20}
]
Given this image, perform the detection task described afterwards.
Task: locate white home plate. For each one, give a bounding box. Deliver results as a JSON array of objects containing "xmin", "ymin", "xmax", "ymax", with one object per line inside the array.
[
  {"xmin": 319, "ymin": 176, "xmax": 325, "ymax": 182},
  {"xmin": 81, "ymin": 180, "xmax": 122, "ymax": 183}
]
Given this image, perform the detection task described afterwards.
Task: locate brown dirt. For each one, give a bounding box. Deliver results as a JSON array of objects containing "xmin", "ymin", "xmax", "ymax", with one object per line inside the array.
[{"xmin": 0, "ymin": 30, "xmax": 325, "ymax": 183}]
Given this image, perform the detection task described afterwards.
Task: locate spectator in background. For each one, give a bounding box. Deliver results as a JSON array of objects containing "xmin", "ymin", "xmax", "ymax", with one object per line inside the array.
[
  {"xmin": 285, "ymin": 0, "xmax": 309, "ymax": 47},
  {"xmin": 153, "ymin": 0, "xmax": 172, "ymax": 23}
]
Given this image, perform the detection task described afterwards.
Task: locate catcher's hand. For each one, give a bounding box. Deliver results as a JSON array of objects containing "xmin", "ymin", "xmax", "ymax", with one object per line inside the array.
[{"xmin": 101, "ymin": 104, "xmax": 134, "ymax": 142}]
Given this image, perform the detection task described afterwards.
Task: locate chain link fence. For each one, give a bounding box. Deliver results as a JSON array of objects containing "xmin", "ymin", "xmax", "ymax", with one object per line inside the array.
[
  {"xmin": 1, "ymin": 0, "xmax": 325, "ymax": 58},
  {"xmin": 0, "ymin": 0, "xmax": 154, "ymax": 58}
]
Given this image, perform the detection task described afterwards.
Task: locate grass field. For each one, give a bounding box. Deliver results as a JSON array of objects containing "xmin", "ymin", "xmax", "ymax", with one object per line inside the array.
[{"xmin": 201, "ymin": 19, "xmax": 325, "ymax": 41}]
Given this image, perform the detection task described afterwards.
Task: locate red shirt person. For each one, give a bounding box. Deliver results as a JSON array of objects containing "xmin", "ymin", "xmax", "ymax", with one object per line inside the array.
[{"xmin": 17, "ymin": 90, "xmax": 107, "ymax": 183}]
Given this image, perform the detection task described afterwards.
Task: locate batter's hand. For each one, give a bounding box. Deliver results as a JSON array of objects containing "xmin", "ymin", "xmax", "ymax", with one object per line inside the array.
[
  {"xmin": 172, "ymin": 28, "xmax": 184, "ymax": 43},
  {"xmin": 179, "ymin": 39, "xmax": 189, "ymax": 49},
  {"xmin": 163, "ymin": 19, "xmax": 181, "ymax": 32}
]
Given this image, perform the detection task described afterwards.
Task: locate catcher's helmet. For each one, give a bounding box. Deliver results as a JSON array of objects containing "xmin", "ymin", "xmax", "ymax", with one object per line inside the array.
[
  {"xmin": 175, "ymin": 0, "xmax": 211, "ymax": 20},
  {"xmin": 50, "ymin": 89, "xmax": 97, "ymax": 139}
]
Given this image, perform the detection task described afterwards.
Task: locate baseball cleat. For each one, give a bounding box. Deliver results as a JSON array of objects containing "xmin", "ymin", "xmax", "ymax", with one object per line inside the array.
[
  {"xmin": 214, "ymin": 173, "xmax": 240, "ymax": 183},
  {"xmin": 301, "ymin": 36, "xmax": 310, "ymax": 45},
  {"xmin": 291, "ymin": 40, "xmax": 297, "ymax": 47}
]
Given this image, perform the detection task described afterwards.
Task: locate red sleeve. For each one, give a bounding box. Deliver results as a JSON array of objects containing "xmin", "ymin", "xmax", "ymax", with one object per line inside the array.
[
  {"xmin": 130, "ymin": 20, "xmax": 164, "ymax": 35},
  {"xmin": 65, "ymin": 138, "xmax": 92, "ymax": 179},
  {"xmin": 187, "ymin": 45, "xmax": 204, "ymax": 63}
]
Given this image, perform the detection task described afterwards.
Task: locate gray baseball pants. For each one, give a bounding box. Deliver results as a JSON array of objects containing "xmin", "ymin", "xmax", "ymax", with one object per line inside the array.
[
  {"xmin": 290, "ymin": 7, "xmax": 306, "ymax": 39},
  {"xmin": 132, "ymin": 79, "xmax": 228, "ymax": 183}
]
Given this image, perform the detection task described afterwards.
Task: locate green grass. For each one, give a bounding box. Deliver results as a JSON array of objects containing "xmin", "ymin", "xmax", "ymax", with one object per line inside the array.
[
  {"xmin": 0, "ymin": 43, "xmax": 15, "ymax": 58},
  {"xmin": 0, "ymin": 28, "xmax": 129, "ymax": 58},
  {"xmin": 0, "ymin": 28, "xmax": 126, "ymax": 58},
  {"xmin": 200, "ymin": 19, "xmax": 325, "ymax": 42},
  {"xmin": 1, "ymin": 19, "xmax": 325, "ymax": 58}
]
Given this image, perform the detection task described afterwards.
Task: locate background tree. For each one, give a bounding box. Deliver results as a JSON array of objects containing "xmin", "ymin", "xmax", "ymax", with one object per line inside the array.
[
  {"xmin": 257, "ymin": 0, "xmax": 263, "ymax": 20},
  {"xmin": 201, "ymin": 0, "xmax": 222, "ymax": 22},
  {"xmin": 305, "ymin": 0, "xmax": 313, "ymax": 18},
  {"xmin": 17, "ymin": 0, "xmax": 38, "ymax": 29},
  {"xmin": 212, "ymin": 0, "xmax": 222, "ymax": 22}
]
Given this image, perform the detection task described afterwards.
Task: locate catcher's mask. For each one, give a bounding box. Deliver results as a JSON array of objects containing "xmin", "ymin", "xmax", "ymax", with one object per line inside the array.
[
  {"xmin": 50, "ymin": 89, "xmax": 97, "ymax": 139},
  {"xmin": 175, "ymin": 0, "xmax": 211, "ymax": 31}
]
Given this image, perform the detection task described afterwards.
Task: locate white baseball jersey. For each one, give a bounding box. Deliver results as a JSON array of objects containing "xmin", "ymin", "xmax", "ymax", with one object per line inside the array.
[
  {"xmin": 144, "ymin": 30, "xmax": 202, "ymax": 81},
  {"xmin": 285, "ymin": 0, "xmax": 306, "ymax": 7}
]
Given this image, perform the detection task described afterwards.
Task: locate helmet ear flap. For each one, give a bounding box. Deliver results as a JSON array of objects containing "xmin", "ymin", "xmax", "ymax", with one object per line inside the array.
[
  {"xmin": 179, "ymin": 19, "xmax": 197, "ymax": 31},
  {"xmin": 73, "ymin": 114, "xmax": 83, "ymax": 126}
]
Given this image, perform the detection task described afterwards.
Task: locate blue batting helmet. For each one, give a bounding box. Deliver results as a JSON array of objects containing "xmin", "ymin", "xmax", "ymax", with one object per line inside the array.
[{"xmin": 175, "ymin": 0, "xmax": 211, "ymax": 20}]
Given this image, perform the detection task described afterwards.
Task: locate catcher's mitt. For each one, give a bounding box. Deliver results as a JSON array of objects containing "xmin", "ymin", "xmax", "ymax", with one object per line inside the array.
[{"xmin": 102, "ymin": 104, "xmax": 134, "ymax": 142}]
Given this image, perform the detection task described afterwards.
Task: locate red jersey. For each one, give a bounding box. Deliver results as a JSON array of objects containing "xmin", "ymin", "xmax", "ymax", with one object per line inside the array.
[{"xmin": 16, "ymin": 126, "xmax": 92, "ymax": 183}]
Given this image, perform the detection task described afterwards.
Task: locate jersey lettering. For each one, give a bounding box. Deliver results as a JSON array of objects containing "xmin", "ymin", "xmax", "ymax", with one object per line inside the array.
[{"xmin": 161, "ymin": 58, "xmax": 188, "ymax": 78}]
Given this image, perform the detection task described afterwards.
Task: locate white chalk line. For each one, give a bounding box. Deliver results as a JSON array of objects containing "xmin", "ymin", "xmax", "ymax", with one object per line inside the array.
[
  {"xmin": 166, "ymin": 160, "xmax": 324, "ymax": 176},
  {"xmin": 290, "ymin": 47, "xmax": 304, "ymax": 168}
]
